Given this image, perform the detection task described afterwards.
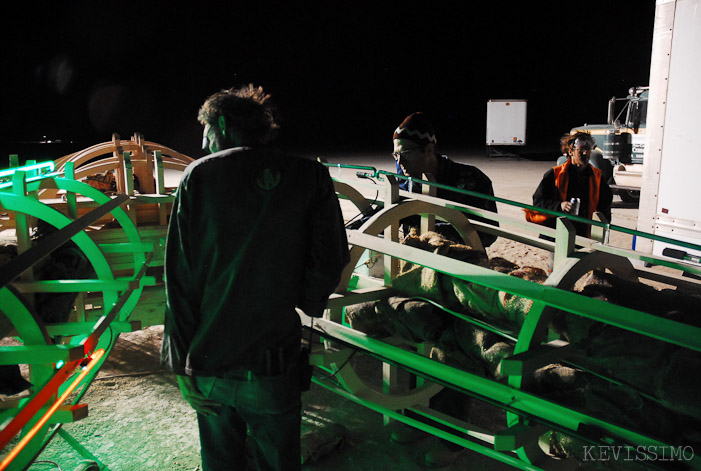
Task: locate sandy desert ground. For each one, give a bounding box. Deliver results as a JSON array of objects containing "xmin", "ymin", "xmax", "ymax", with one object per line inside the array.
[{"xmin": 19, "ymin": 151, "xmax": 641, "ymax": 471}]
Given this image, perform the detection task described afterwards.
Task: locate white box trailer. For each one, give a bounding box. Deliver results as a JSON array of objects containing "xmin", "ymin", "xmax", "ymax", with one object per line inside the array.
[
  {"xmin": 485, "ymin": 99, "xmax": 527, "ymax": 157},
  {"xmin": 637, "ymin": 0, "xmax": 701, "ymax": 264}
]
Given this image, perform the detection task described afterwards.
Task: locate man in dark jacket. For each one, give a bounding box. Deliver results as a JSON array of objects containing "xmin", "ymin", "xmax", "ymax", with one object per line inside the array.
[
  {"xmin": 389, "ymin": 112, "xmax": 499, "ymax": 467},
  {"xmin": 162, "ymin": 84, "xmax": 349, "ymax": 471},
  {"xmin": 393, "ymin": 112, "xmax": 499, "ymax": 248}
]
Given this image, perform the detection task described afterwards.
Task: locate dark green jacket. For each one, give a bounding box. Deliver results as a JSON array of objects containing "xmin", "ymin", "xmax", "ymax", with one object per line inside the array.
[{"xmin": 161, "ymin": 147, "xmax": 349, "ymax": 376}]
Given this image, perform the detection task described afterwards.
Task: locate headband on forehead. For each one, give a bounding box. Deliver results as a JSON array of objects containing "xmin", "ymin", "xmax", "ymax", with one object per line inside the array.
[
  {"xmin": 573, "ymin": 136, "xmax": 596, "ymax": 148},
  {"xmin": 393, "ymin": 112, "xmax": 437, "ymax": 146}
]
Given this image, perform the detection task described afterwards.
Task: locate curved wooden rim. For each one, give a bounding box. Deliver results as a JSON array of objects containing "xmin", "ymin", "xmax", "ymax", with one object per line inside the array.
[{"xmin": 338, "ymin": 200, "xmax": 484, "ymax": 293}]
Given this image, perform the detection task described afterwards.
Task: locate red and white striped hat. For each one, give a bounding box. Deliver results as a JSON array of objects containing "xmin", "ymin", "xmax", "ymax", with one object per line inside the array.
[{"xmin": 393, "ymin": 112, "xmax": 437, "ymax": 146}]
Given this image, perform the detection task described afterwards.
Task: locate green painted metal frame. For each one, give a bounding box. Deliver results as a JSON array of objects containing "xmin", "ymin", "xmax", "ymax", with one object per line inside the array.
[
  {"xmin": 303, "ymin": 311, "xmax": 701, "ymax": 468},
  {"xmin": 318, "ymin": 168, "xmax": 701, "ymax": 469},
  {"xmin": 0, "ymin": 164, "xmax": 152, "ymax": 470},
  {"xmin": 324, "ymin": 162, "xmax": 701, "ymax": 275}
]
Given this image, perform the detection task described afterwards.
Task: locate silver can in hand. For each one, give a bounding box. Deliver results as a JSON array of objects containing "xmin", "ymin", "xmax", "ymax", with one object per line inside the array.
[{"xmin": 570, "ymin": 197, "xmax": 580, "ymax": 216}]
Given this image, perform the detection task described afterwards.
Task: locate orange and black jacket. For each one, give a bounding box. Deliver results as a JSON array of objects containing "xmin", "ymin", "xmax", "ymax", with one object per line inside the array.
[{"xmin": 524, "ymin": 159, "xmax": 612, "ymax": 237}]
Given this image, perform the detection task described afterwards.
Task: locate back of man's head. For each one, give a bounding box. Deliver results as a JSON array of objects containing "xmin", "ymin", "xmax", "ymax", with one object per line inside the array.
[{"xmin": 198, "ymin": 84, "xmax": 280, "ymax": 146}]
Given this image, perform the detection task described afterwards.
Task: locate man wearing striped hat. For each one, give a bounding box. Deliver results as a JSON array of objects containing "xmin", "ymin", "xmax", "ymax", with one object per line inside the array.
[
  {"xmin": 389, "ymin": 112, "xmax": 499, "ymax": 467},
  {"xmin": 392, "ymin": 112, "xmax": 499, "ymax": 248}
]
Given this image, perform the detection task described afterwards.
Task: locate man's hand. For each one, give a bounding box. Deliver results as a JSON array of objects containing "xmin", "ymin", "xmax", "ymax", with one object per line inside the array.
[
  {"xmin": 560, "ymin": 201, "xmax": 573, "ymax": 213},
  {"xmin": 177, "ymin": 374, "xmax": 222, "ymax": 416}
]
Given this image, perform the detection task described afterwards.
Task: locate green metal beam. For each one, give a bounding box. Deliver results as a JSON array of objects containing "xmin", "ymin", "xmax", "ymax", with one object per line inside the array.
[
  {"xmin": 11, "ymin": 277, "xmax": 157, "ymax": 293},
  {"xmin": 48, "ymin": 176, "xmax": 149, "ymax": 319},
  {"xmin": 0, "ymin": 194, "xmax": 127, "ymax": 291},
  {"xmin": 43, "ymin": 321, "xmax": 137, "ymax": 337},
  {"xmin": 97, "ymin": 242, "xmax": 154, "ymax": 254},
  {"xmin": 0, "ymin": 345, "xmax": 84, "ymax": 365},
  {"xmin": 329, "ymin": 164, "xmax": 701, "ymax": 254},
  {"xmin": 304, "ymin": 313, "xmax": 693, "ymax": 457},
  {"xmin": 311, "ymin": 377, "xmax": 540, "ymax": 470}
]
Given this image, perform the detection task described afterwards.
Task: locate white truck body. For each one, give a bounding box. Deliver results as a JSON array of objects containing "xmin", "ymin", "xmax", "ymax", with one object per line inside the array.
[
  {"xmin": 637, "ymin": 0, "xmax": 701, "ymax": 262},
  {"xmin": 486, "ymin": 99, "xmax": 527, "ymax": 147}
]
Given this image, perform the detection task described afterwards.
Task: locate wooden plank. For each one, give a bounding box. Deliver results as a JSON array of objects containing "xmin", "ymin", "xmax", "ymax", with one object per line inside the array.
[
  {"xmin": 553, "ymin": 217, "xmax": 576, "ymax": 270},
  {"xmin": 11, "ymin": 279, "xmax": 136, "ymax": 293},
  {"xmin": 12, "ymin": 172, "xmax": 37, "ymax": 308},
  {"xmin": 0, "ymin": 344, "xmax": 84, "ymax": 365},
  {"xmin": 48, "ymin": 404, "xmax": 89, "ymax": 424},
  {"xmin": 123, "ymin": 285, "xmax": 165, "ymax": 327},
  {"xmin": 87, "ymin": 225, "xmax": 166, "ymax": 241},
  {"xmin": 420, "ymin": 173, "xmax": 436, "ymax": 235},
  {"xmin": 44, "ymin": 322, "xmax": 93, "ymax": 336},
  {"xmin": 97, "ymin": 242, "xmax": 154, "ymax": 254}
]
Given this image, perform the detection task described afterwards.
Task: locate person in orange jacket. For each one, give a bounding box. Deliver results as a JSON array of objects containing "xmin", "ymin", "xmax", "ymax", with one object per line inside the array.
[{"xmin": 526, "ymin": 132, "xmax": 613, "ymax": 237}]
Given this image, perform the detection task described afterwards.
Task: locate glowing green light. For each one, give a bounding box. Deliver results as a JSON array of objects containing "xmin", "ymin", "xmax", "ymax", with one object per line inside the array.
[
  {"xmin": 0, "ymin": 161, "xmax": 55, "ymax": 178},
  {"xmin": 56, "ymin": 360, "xmax": 64, "ymax": 369},
  {"xmin": 0, "ymin": 161, "xmax": 57, "ymax": 189}
]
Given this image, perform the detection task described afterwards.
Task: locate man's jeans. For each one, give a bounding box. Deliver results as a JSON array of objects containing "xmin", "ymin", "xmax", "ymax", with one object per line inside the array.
[{"xmin": 194, "ymin": 366, "xmax": 301, "ymax": 471}]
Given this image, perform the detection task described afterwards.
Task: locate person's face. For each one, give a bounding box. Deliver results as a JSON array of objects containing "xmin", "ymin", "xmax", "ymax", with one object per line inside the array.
[
  {"xmin": 570, "ymin": 138, "xmax": 595, "ymax": 169},
  {"xmin": 392, "ymin": 139, "xmax": 429, "ymax": 177},
  {"xmin": 202, "ymin": 123, "xmax": 222, "ymax": 154}
]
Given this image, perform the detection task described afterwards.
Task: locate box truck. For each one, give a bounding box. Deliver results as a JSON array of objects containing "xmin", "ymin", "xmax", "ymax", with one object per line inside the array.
[
  {"xmin": 636, "ymin": 0, "xmax": 701, "ymax": 265},
  {"xmin": 485, "ymin": 99, "xmax": 527, "ymax": 157}
]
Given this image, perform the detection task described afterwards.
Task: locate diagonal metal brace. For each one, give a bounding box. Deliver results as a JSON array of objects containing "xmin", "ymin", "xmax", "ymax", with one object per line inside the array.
[{"xmin": 0, "ymin": 194, "xmax": 129, "ymax": 291}]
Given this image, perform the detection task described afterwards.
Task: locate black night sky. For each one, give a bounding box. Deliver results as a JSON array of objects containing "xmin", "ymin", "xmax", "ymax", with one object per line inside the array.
[{"xmin": 2, "ymin": 1, "xmax": 656, "ymax": 164}]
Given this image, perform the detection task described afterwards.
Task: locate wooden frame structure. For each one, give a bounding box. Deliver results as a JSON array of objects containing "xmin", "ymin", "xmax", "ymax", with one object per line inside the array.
[
  {"xmin": 0, "ymin": 165, "xmax": 154, "ymax": 470},
  {"xmin": 0, "ymin": 135, "xmax": 192, "ymax": 470}
]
